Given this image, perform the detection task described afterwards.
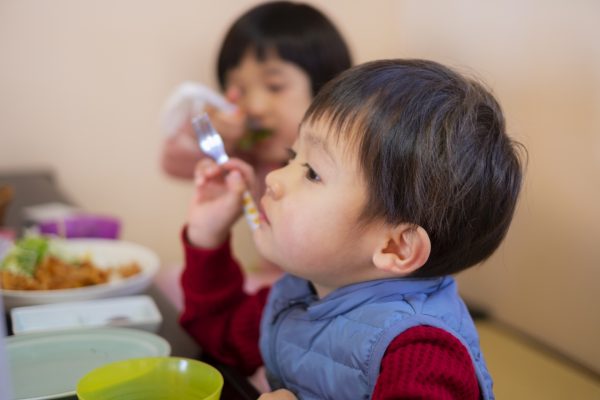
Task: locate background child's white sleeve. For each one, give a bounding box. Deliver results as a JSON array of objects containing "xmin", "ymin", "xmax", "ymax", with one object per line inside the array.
[{"xmin": 160, "ymin": 81, "xmax": 237, "ymax": 137}]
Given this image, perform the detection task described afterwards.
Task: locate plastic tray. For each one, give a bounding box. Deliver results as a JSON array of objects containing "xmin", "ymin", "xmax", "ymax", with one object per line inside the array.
[{"xmin": 10, "ymin": 295, "xmax": 162, "ymax": 334}]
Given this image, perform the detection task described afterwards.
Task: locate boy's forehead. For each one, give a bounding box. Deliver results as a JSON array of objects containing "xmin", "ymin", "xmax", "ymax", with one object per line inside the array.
[
  {"xmin": 298, "ymin": 122, "xmax": 330, "ymax": 151},
  {"xmin": 298, "ymin": 121, "xmax": 358, "ymax": 166}
]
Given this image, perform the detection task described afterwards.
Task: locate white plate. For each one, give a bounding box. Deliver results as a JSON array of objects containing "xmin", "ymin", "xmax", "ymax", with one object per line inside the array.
[
  {"xmin": 1, "ymin": 239, "xmax": 160, "ymax": 310},
  {"xmin": 10, "ymin": 295, "xmax": 163, "ymax": 335},
  {"xmin": 6, "ymin": 327, "xmax": 171, "ymax": 400}
]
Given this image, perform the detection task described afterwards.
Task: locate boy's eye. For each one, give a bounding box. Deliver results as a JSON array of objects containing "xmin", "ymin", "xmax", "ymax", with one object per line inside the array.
[
  {"xmin": 285, "ymin": 148, "xmax": 321, "ymax": 182},
  {"xmin": 302, "ymin": 163, "xmax": 321, "ymax": 183}
]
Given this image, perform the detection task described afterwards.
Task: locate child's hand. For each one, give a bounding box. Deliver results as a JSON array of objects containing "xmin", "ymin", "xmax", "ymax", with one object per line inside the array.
[
  {"xmin": 186, "ymin": 157, "xmax": 255, "ymax": 248},
  {"xmin": 160, "ymin": 81, "xmax": 235, "ymax": 138},
  {"xmin": 205, "ymin": 86, "xmax": 247, "ymax": 154},
  {"xmin": 257, "ymin": 389, "xmax": 298, "ymax": 400}
]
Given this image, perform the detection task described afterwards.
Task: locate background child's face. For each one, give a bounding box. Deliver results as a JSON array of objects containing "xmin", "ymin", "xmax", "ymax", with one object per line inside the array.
[
  {"xmin": 226, "ymin": 50, "xmax": 312, "ymax": 164},
  {"xmin": 254, "ymin": 120, "xmax": 385, "ymax": 296}
]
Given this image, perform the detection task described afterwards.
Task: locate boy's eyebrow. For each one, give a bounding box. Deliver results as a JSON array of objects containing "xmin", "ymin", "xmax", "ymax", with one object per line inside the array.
[{"xmin": 303, "ymin": 132, "xmax": 336, "ymax": 165}]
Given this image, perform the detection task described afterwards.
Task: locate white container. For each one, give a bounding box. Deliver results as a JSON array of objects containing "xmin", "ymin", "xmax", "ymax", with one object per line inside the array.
[{"xmin": 10, "ymin": 295, "xmax": 162, "ymax": 335}]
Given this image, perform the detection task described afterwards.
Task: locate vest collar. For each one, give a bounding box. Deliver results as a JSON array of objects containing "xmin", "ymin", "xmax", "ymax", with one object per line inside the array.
[{"xmin": 272, "ymin": 274, "xmax": 450, "ymax": 321}]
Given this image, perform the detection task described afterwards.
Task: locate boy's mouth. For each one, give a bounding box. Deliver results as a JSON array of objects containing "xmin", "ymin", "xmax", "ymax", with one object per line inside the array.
[{"xmin": 259, "ymin": 211, "xmax": 269, "ymax": 225}]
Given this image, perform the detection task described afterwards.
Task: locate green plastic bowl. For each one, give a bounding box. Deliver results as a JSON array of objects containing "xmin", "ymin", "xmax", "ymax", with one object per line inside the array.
[{"xmin": 76, "ymin": 357, "xmax": 223, "ymax": 400}]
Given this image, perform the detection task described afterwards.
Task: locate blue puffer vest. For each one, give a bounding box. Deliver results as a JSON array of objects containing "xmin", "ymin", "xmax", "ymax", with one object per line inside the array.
[{"xmin": 259, "ymin": 274, "xmax": 494, "ymax": 400}]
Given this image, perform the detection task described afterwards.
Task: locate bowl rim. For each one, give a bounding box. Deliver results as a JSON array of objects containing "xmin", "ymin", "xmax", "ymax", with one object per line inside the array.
[{"xmin": 76, "ymin": 356, "xmax": 224, "ymax": 399}]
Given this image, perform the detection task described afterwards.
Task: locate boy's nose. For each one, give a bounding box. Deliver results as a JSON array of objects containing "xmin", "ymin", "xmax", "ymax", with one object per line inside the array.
[
  {"xmin": 265, "ymin": 170, "xmax": 283, "ymax": 200},
  {"xmin": 243, "ymin": 91, "xmax": 269, "ymax": 120}
]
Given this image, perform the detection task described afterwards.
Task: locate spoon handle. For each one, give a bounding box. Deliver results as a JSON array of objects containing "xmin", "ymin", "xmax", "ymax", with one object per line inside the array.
[{"xmin": 242, "ymin": 191, "xmax": 260, "ymax": 230}]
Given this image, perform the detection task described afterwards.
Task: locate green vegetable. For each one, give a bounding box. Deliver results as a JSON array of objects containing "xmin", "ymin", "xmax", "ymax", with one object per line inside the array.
[
  {"xmin": 237, "ymin": 129, "xmax": 272, "ymax": 151},
  {"xmin": 1, "ymin": 236, "xmax": 49, "ymax": 276}
]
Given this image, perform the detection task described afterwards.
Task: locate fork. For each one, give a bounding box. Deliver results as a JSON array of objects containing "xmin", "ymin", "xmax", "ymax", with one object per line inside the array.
[{"xmin": 192, "ymin": 113, "xmax": 260, "ymax": 230}]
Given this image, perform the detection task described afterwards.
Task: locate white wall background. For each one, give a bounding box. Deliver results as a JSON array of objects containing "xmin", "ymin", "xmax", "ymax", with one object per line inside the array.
[{"xmin": 1, "ymin": 0, "xmax": 598, "ymax": 373}]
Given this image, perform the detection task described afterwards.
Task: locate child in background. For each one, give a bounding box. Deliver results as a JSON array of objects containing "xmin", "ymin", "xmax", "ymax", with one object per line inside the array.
[
  {"xmin": 180, "ymin": 59, "xmax": 524, "ymax": 399},
  {"xmin": 160, "ymin": 1, "xmax": 352, "ymax": 197},
  {"xmin": 162, "ymin": 2, "xmax": 351, "ymax": 283}
]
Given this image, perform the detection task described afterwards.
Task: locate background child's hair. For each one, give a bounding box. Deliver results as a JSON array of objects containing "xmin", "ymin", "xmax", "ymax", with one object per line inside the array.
[
  {"xmin": 304, "ymin": 59, "xmax": 525, "ymax": 277},
  {"xmin": 216, "ymin": 1, "xmax": 352, "ymax": 95}
]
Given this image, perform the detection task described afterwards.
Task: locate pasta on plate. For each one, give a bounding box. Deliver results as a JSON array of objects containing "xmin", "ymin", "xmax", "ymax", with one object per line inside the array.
[{"xmin": 0, "ymin": 236, "xmax": 141, "ymax": 291}]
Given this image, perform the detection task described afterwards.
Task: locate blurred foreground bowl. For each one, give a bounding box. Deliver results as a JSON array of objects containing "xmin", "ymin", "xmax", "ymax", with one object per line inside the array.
[{"xmin": 77, "ymin": 357, "xmax": 223, "ymax": 400}]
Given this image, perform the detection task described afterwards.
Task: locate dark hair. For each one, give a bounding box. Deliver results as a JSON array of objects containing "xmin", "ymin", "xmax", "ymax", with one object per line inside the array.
[
  {"xmin": 217, "ymin": 1, "xmax": 352, "ymax": 95},
  {"xmin": 304, "ymin": 59, "xmax": 525, "ymax": 277}
]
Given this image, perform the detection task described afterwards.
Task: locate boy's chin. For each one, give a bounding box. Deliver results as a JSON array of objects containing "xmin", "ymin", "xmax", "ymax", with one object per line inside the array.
[
  {"xmin": 254, "ymin": 239, "xmax": 283, "ymax": 270},
  {"xmin": 258, "ymin": 252, "xmax": 283, "ymax": 270},
  {"xmin": 253, "ymin": 230, "xmax": 272, "ymax": 257}
]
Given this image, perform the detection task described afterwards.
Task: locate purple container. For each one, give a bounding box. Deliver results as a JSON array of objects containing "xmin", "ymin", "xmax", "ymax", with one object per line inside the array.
[{"xmin": 38, "ymin": 214, "xmax": 120, "ymax": 239}]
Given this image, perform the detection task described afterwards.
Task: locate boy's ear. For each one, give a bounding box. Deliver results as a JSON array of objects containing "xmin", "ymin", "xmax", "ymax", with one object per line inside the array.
[{"xmin": 372, "ymin": 224, "xmax": 431, "ymax": 276}]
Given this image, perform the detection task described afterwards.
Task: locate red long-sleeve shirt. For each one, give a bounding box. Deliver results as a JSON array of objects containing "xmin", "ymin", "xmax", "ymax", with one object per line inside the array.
[{"xmin": 179, "ymin": 233, "xmax": 480, "ymax": 399}]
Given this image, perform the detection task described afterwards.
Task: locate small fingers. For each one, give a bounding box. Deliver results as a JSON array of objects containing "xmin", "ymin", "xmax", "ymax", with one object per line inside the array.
[
  {"xmin": 221, "ymin": 158, "xmax": 256, "ymax": 188},
  {"xmin": 193, "ymin": 158, "xmax": 255, "ymax": 200},
  {"xmin": 205, "ymin": 106, "xmax": 246, "ymax": 146},
  {"xmin": 193, "ymin": 158, "xmax": 221, "ymax": 185},
  {"xmin": 225, "ymin": 169, "xmax": 246, "ymax": 194},
  {"xmin": 257, "ymin": 389, "xmax": 298, "ymax": 400},
  {"xmin": 204, "ymin": 103, "xmax": 219, "ymax": 120}
]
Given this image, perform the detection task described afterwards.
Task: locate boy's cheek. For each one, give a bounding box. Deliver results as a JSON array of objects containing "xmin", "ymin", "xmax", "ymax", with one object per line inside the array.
[{"xmin": 278, "ymin": 225, "xmax": 323, "ymax": 260}]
